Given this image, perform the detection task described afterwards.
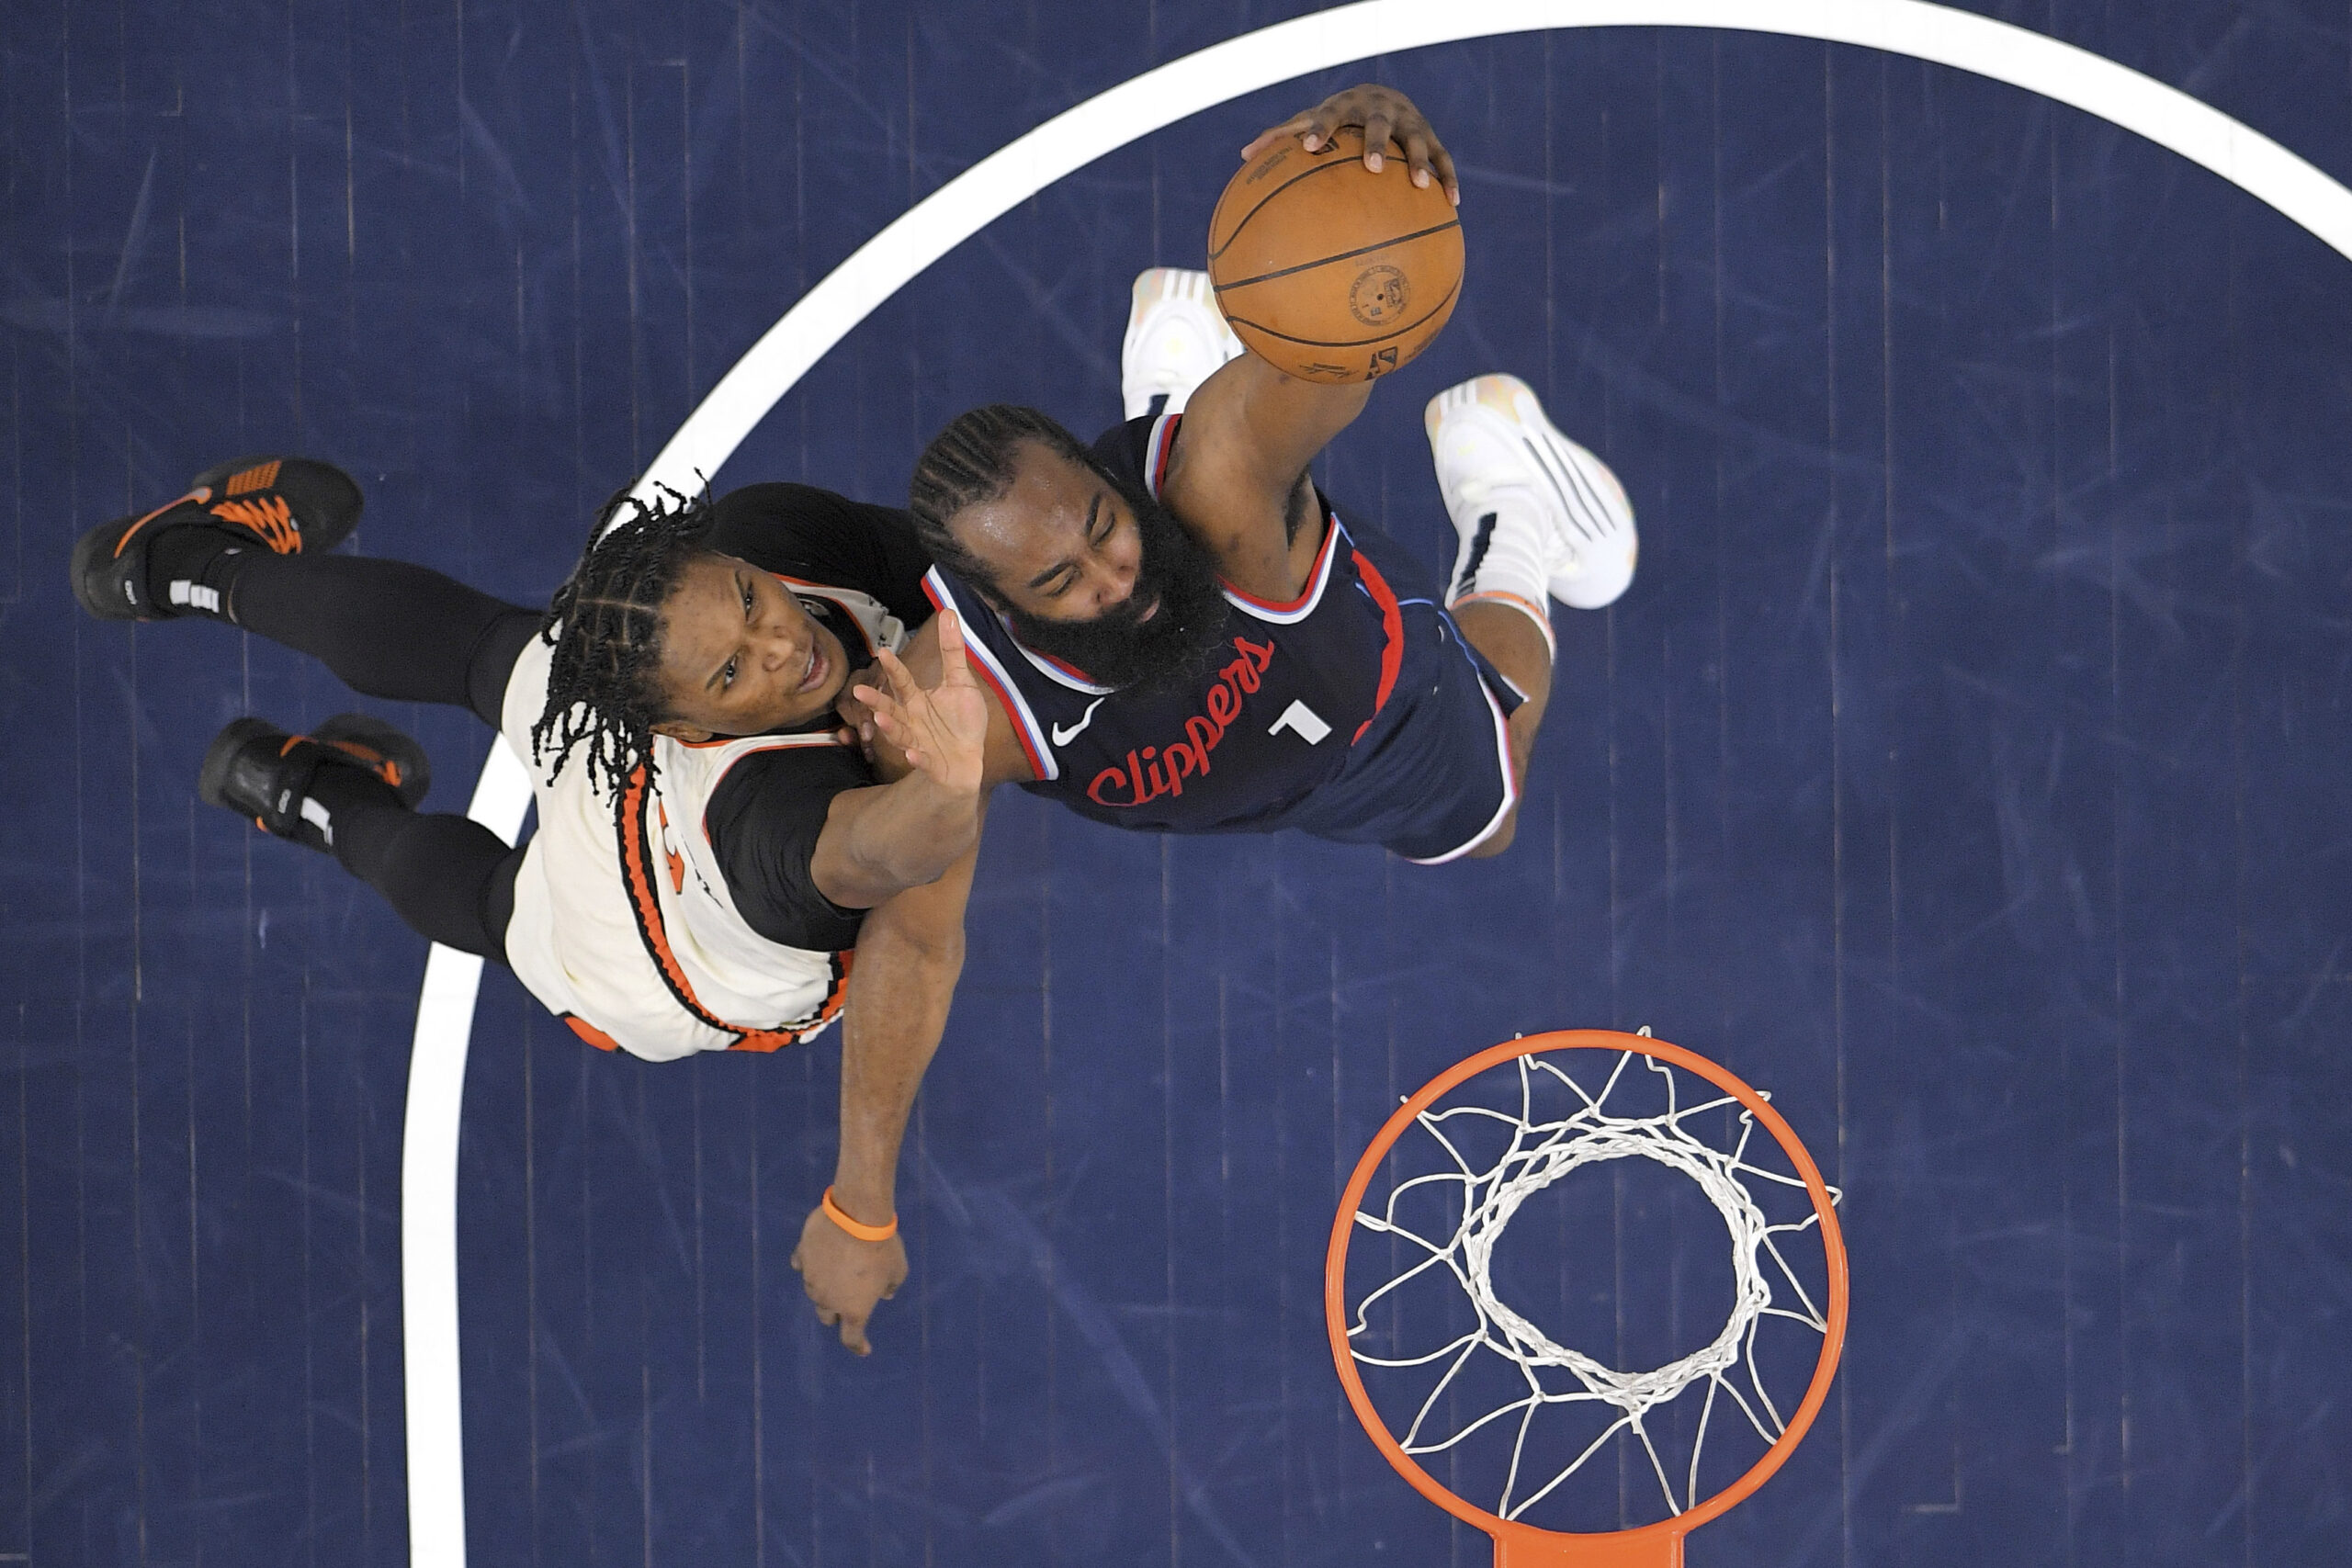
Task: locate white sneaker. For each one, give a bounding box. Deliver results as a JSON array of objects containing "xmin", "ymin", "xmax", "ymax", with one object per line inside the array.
[
  {"xmin": 1121, "ymin": 267, "xmax": 1246, "ymax": 420},
  {"xmin": 1424, "ymin": 374, "xmax": 1637, "ymax": 611}
]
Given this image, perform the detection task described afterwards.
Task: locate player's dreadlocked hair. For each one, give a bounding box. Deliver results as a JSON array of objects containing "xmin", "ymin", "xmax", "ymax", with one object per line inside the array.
[
  {"xmin": 530, "ymin": 485, "xmax": 719, "ymax": 807},
  {"xmin": 907, "ymin": 404, "xmax": 1100, "ymax": 600}
]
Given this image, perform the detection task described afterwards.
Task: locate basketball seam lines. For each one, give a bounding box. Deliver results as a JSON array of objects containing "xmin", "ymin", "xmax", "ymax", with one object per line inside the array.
[
  {"xmin": 1220, "ymin": 276, "xmax": 1461, "ymax": 348},
  {"xmin": 1211, "ymin": 218, "xmax": 1464, "ymax": 292},
  {"xmin": 1207, "ymin": 124, "xmax": 1391, "ymax": 260}
]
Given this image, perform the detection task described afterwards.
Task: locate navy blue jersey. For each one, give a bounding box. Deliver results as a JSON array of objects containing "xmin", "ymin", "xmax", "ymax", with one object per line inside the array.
[{"xmin": 925, "ymin": 412, "xmax": 1419, "ymax": 836}]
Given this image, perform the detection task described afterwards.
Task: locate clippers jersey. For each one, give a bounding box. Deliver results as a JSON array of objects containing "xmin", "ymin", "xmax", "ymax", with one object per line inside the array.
[
  {"xmin": 502, "ymin": 581, "xmax": 908, "ymax": 1063},
  {"xmin": 925, "ymin": 411, "xmax": 1414, "ymax": 836}
]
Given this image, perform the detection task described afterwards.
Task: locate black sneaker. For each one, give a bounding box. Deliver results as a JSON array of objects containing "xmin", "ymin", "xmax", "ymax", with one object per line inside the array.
[
  {"xmin": 72, "ymin": 456, "xmax": 364, "ymax": 622},
  {"xmin": 198, "ymin": 712, "xmax": 430, "ymax": 852}
]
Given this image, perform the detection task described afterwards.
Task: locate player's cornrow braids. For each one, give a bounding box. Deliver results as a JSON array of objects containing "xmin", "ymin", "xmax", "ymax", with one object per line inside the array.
[
  {"xmin": 530, "ymin": 485, "xmax": 718, "ymax": 810},
  {"xmin": 908, "ymin": 403, "xmax": 1098, "ymax": 597}
]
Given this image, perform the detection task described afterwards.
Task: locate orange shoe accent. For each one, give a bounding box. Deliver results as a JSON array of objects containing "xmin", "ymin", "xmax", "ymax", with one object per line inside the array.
[
  {"xmin": 311, "ymin": 735, "xmax": 405, "ymax": 792},
  {"xmin": 223, "ymin": 460, "xmax": 281, "ymax": 496},
  {"xmin": 209, "ymin": 494, "xmax": 300, "ymax": 553},
  {"xmin": 111, "ymin": 487, "xmax": 212, "ymax": 558}
]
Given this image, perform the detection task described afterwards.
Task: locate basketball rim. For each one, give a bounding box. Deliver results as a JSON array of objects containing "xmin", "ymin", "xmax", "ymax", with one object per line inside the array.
[{"xmin": 1323, "ymin": 1029, "xmax": 1849, "ymax": 1568}]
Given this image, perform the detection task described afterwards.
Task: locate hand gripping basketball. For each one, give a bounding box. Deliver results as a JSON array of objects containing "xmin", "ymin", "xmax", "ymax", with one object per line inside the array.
[
  {"xmin": 849, "ymin": 609, "xmax": 987, "ymax": 795},
  {"xmin": 1214, "ymin": 84, "xmax": 1465, "ymax": 383},
  {"xmin": 1241, "ymin": 83, "xmax": 1461, "ymax": 204}
]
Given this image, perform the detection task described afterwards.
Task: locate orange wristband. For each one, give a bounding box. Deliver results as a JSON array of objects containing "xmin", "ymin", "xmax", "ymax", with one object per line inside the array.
[{"xmin": 820, "ymin": 1186, "xmax": 898, "ymax": 1242}]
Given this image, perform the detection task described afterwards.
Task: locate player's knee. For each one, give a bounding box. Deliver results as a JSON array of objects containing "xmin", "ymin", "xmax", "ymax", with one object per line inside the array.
[{"xmin": 1464, "ymin": 810, "xmax": 1519, "ymax": 859}]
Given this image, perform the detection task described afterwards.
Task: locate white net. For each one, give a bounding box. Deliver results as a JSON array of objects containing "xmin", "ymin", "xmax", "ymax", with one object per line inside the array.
[{"xmin": 1343, "ymin": 1046, "xmax": 1838, "ymax": 1526}]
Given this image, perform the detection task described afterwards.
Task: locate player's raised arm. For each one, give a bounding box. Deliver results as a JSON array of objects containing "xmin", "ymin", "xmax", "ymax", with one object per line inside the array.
[{"xmin": 1170, "ymin": 84, "xmax": 1463, "ymax": 597}]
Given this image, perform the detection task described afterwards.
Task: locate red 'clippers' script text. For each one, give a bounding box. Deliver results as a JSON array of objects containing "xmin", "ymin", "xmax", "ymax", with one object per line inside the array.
[{"xmin": 1087, "ymin": 636, "xmax": 1275, "ymax": 807}]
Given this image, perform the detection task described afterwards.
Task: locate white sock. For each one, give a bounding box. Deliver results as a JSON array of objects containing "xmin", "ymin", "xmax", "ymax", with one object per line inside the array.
[{"xmin": 1445, "ymin": 494, "xmax": 1556, "ymax": 656}]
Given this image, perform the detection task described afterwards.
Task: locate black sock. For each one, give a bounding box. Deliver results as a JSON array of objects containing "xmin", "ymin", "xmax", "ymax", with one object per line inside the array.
[
  {"xmin": 300, "ymin": 755, "xmax": 410, "ymax": 852},
  {"xmin": 143, "ymin": 522, "xmax": 251, "ymax": 617}
]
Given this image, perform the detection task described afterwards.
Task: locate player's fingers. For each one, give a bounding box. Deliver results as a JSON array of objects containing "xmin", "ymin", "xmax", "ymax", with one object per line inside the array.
[
  {"xmin": 1241, "ymin": 113, "xmax": 1314, "ymax": 161},
  {"xmin": 1402, "ymin": 130, "xmax": 1435, "ymax": 188},
  {"xmin": 933, "ymin": 609, "xmax": 968, "ymax": 677},
  {"xmin": 841, "ymin": 1314, "xmax": 871, "ymax": 1356},
  {"xmin": 1432, "ymin": 143, "xmax": 1462, "ymax": 207},
  {"xmin": 850, "ymin": 683, "xmax": 901, "ymax": 719},
  {"xmin": 789, "ymin": 1246, "xmax": 803, "ymax": 1272},
  {"xmin": 1363, "ymin": 110, "xmax": 1395, "ymax": 173},
  {"xmin": 874, "ymin": 645, "xmax": 919, "ymax": 701}
]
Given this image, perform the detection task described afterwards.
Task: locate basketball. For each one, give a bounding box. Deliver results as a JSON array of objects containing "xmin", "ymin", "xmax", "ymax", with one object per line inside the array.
[{"xmin": 1206, "ymin": 124, "xmax": 1464, "ymax": 383}]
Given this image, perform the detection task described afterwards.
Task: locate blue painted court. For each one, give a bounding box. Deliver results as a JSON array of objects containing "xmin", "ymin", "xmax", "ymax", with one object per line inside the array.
[{"xmin": 8, "ymin": 1, "xmax": 2352, "ymax": 1562}]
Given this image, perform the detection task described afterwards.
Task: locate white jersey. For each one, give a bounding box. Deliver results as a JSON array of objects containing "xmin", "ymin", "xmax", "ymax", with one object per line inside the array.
[{"xmin": 499, "ymin": 582, "xmax": 907, "ymax": 1062}]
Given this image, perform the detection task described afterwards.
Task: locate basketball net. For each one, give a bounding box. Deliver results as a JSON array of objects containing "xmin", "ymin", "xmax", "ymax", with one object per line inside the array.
[{"xmin": 1329, "ymin": 1032, "xmax": 1846, "ymax": 1566}]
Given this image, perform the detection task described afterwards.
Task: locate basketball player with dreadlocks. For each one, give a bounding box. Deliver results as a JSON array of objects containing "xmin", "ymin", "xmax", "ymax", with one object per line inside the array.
[
  {"xmin": 873, "ymin": 84, "xmax": 1639, "ymax": 862},
  {"xmin": 72, "ymin": 464, "xmax": 985, "ymax": 1355}
]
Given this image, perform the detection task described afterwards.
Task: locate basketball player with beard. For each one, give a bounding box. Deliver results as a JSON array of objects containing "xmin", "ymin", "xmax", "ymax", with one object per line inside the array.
[{"xmin": 872, "ymin": 84, "xmax": 1638, "ymax": 861}]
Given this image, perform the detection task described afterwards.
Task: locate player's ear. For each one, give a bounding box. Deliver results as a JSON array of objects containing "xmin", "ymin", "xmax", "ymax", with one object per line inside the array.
[{"xmin": 651, "ymin": 718, "xmax": 714, "ymax": 743}]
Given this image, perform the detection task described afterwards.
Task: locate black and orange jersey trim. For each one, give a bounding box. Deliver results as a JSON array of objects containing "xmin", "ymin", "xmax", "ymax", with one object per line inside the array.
[{"xmin": 615, "ymin": 765, "xmax": 850, "ymax": 1051}]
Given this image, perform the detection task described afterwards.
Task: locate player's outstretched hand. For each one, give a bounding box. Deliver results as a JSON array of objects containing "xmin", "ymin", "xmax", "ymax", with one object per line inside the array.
[
  {"xmin": 1241, "ymin": 83, "xmax": 1459, "ymax": 206},
  {"xmin": 847, "ymin": 610, "xmax": 987, "ymax": 795},
  {"xmin": 792, "ymin": 1203, "xmax": 907, "ymax": 1357}
]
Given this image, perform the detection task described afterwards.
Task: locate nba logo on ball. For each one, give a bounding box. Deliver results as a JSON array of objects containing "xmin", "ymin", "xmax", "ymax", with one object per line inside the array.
[{"xmin": 1348, "ymin": 264, "xmax": 1408, "ymax": 325}]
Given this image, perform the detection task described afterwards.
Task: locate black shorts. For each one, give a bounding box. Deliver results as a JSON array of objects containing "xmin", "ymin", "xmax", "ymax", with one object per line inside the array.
[{"xmin": 1280, "ymin": 597, "xmax": 1521, "ymax": 862}]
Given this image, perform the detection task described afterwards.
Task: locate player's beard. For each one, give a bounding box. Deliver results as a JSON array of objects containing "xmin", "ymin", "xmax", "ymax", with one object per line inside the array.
[{"xmin": 1004, "ymin": 481, "xmax": 1229, "ymax": 694}]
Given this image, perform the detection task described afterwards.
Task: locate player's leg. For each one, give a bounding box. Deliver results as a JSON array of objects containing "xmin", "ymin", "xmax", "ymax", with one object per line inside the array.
[
  {"xmin": 198, "ymin": 712, "xmax": 520, "ymax": 960},
  {"xmin": 1424, "ymin": 375, "xmax": 1638, "ymax": 856},
  {"xmin": 1121, "ymin": 267, "xmax": 1246, "ymax": 419},
  {"xmin": 74, "ymin": 456, "xmax": 538, "ymax": 728}
]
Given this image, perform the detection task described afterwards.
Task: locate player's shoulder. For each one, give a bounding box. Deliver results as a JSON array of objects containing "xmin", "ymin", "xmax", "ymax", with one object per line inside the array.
[
  {"xmin": 1090, "ymin": 414, "xmax": 1165, "ymax": 495},
  {"xmin": 707, "ymin": 482, "xmax": 933, "ymax": 626}
]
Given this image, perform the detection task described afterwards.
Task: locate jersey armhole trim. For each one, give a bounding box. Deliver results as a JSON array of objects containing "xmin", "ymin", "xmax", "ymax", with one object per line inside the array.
[
  {"xmin": 924, "ymin": 569, "xmax": 1058, "ymax": 782},
  {"xmin": 1143, "ymin": 411, "xmax": 1182, "ymax": 499},
  {"xmin": 1222, "ymin": 512, "xmax": 1340, "ymax": 623}
]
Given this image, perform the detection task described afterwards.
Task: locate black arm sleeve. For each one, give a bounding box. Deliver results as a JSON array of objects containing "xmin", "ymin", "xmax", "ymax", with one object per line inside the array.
[
  {"xmin": 706, "ymin": 483, "xmax": 935, "ymax": 627},
  {"xmin": 700, "ymin": 746, "xmax": 874, "ymax": 953}
]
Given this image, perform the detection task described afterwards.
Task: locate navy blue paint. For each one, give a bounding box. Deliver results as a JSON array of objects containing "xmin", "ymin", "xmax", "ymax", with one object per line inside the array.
[{"xmin": 6, "ymin": 2, "xmax": 2352, "ymax": 1563}]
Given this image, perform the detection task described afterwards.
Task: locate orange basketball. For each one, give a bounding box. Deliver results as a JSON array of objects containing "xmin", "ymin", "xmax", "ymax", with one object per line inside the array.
[{"xmin": 1206, "ymin": 125, "xmax": 1464, "ymax": 384}]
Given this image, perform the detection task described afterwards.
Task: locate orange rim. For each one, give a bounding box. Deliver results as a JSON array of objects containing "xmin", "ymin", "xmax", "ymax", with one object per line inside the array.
[{"xmin": 1323, "ymin": 1029, "xmax": 1849, "ymax": 1561}]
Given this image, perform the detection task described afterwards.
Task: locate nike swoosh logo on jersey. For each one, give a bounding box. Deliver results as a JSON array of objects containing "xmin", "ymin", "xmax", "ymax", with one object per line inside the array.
[{"xmin": 1051, "ymin": 695, "xmax": 1109, "ymax": 748}]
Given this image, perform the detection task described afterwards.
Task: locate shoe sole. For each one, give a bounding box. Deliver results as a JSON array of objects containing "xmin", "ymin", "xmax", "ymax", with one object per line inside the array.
[{"xmin": 198, "ymin": 716, "xmax": 283, "ymax": 811}]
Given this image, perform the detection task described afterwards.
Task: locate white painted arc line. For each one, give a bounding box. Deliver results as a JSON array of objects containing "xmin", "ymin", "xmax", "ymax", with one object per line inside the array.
[
  {"xmin": 398, "ymin": 944, "xmax": 492, "ymax": 1568},
  {"xmin": 408, "ymin": 3, "xmax": 2352, "ymax": 1562}
]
